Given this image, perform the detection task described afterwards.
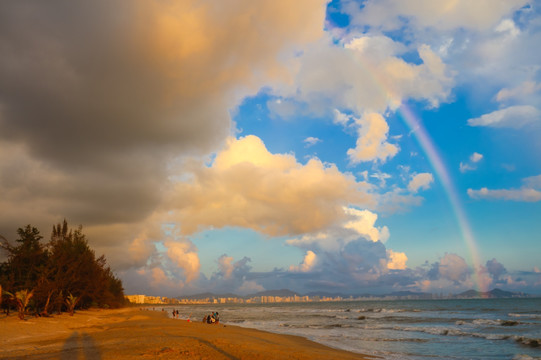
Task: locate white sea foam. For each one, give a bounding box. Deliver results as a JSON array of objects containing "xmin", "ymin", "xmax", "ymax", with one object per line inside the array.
[
  {"xmin": 510, "ymin": 313, "xmax": 541, "ymax": 319},
  {"xmin": 513, "ymin": 354, "xmax": 541, "ymax": 360},
  {"xmin": 156, "ymin": 298, "xmax": 541, "ymax": 359},
  {"xmin": 472, "ymin": 318, "xmax": 501, "ymax": 326}
]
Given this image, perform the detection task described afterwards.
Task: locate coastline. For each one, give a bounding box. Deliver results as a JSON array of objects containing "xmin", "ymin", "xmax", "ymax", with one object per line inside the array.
[{"xmin": 0, "ymin": 308, "xmax": 372, "ymax": 359}]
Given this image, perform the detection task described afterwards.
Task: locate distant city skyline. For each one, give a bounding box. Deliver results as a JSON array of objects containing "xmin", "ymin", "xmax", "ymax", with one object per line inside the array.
[
  {"xmin": 0, "ymin": 1, "xmax": 540, "ymax": 297},
  {"xmin": 126, "ymin": 287, "xmax": 533, "ymax": 306}
]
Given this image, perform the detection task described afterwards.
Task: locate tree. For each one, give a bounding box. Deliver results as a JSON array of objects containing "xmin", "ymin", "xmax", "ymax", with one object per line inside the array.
[
  {"xmin": 65, "ymin": 292, "xmax": 79, "ymax": 316},
  {"xmin": 48, "ymin": 220, "xmax": 126, "ymax": 309},
  {"xmin": 0, "ymin": 226, "xmax": 48, "ymax": 292},
  {"xmin": 48, "ymin": 221, "xmax": 100, "ymax": 308},
  {"xmin": 4, "ymin": 289, "xmax": 34, "ymax": 320},
  {"xmin": 0, "ymin": 220, "xmax": 126, "ymax": 317}
]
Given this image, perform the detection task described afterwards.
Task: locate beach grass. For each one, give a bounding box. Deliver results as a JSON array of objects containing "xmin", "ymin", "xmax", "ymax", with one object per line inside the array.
[{"xmin": 0, "ymin": 308, "xmax": 371, "ymax": 359}]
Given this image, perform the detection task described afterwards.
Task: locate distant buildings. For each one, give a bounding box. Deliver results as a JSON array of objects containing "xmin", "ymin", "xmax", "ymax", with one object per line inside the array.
[
  {"xmin": 124, "ymin": 294, "xmax": 182, "ymax": 305},
  {"xmin": 126, "ymin": 294, "xmax": 350, "ymax": 305},
  {"xmin": 125, "ymin": 294, "xmax": 146, "ymax": 304},
  {"xmin": 125, "ymin": 288, "xmax": 531, "ymax": 305}
]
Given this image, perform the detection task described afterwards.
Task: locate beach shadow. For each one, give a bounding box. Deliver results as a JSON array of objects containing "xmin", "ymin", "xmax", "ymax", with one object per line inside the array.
[{"xmin": 60, "ymin": 331, "xmax": 102, "ymax": 360}]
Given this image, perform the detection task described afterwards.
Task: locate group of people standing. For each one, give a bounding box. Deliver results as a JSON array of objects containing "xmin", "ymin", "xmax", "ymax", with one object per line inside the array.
[
  {"xmin": 203, "ymin": 312, "xmax": 219, "ymax": 324},
  {"xmin": 168, "ymin": 308, "xmax": 220, "ymax": 324}
]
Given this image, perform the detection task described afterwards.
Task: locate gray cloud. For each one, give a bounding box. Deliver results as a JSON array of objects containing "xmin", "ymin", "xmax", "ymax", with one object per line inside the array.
[
  {"xmin": 0, "ymin": 1, "xmax": 229, "ymax": 239},
  {"xmin": 0, "ymin": 0, "xmax": 327, "ymax": 268},
  {"xmin": 486, "ymin": 258, "xmax": 507, "ymax": 281}
]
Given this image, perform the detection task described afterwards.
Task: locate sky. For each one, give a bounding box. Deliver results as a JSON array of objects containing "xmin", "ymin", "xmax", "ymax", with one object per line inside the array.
[{"xmin": 0, "ymin": 0, "xmax": 540, "ymax": 297}]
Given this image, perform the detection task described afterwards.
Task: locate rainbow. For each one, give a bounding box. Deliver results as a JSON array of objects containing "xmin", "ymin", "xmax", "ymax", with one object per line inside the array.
[
  {"xmin": 398, "ymin": 105, "xmax": 487, "ymax": 293},
  {"xmin": 342, "ymin": 38, "xmax": 486, "ymax": 291},
  {"xmin": 341, "ymin": 41, "xmax": 487, "ymax": 291}
]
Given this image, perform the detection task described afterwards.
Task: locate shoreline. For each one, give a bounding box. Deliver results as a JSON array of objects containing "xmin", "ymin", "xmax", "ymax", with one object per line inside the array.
[{"xmin": 0, "ymin": 307, "xmax": 373, "ymax": 359}]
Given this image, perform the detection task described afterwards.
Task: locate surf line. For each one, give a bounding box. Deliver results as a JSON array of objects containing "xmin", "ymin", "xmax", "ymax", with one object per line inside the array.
[{"xmin": 398, "ymin": 104, "xmax": 487, "ymax": 293}]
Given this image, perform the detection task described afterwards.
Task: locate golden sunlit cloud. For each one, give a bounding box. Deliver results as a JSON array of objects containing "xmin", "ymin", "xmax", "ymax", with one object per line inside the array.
[
  {"xmin": 347, "ymin": 113, "xmax": 399, "ymax": 164},
  {"xmin": 289, "ymin": 250, "xmax": 317, "ymax": 272},
  {"xmin": 169, "ymin": 135, "xmax": 373, "ymax": 236},
  {"xmin": 165, "ymin": 240, "xmax": 200, "ymax": 283},
  {"xmin": 386, "ymin": 249, "xmax": 408, "ymax": 270}
]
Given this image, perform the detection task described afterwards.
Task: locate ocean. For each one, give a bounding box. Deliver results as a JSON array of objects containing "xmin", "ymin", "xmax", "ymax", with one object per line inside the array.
[{"xmin": 161, "ymin": 298, "xmax": 541, "ymax": 359}]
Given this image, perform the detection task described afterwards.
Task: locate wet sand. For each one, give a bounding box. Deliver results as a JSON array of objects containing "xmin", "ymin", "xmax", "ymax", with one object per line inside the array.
[{"xmin": 0, "ymin": 308, "xmax": 372, "ymax": 359}]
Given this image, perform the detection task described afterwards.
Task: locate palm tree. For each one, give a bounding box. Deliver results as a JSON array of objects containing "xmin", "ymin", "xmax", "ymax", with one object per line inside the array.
[
  {"xmin": 4, "ymin": 289, "xmax": 34, "ymax": 320},
  {"xmin": 65, "ymin": 292, "xmax": 79, "ymax": 316}
]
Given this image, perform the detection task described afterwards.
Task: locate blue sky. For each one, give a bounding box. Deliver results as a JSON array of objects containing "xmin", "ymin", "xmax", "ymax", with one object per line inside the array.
[{"xmin": 0, "ymin": 0, "xmax": 540, "ymax": 296}]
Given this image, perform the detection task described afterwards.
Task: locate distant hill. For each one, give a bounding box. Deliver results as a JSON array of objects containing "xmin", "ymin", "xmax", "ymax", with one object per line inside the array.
[
  {"xmin": 305, "ymin": 291, "xmax": 349, "ymax": 298},
  {"xmin": 456, "ymin": 288, "xmax": 527, "ymax": 298},
  {"xmin": 177, "ymin": 289, "xmax": 301, "ymax": 300},
  {"xmin": 177, "ymin": 292, "xmax": 239, "ymax": 300},
  {"xmin": 176, "ymin": 288, "xmax": 530, "ymax": 301},
  {"xmin": 387, "ymin": 291, "xmax": 433, "ymax": 298},
  {"xmin": 249, "ymin": 289, "xmax": 300, "ymax": 297}
]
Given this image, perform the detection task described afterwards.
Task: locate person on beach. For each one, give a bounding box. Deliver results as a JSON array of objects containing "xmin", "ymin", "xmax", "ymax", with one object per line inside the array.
[{"xmin": 201, "ymin": 312, "xmax": 220, "ymax": 324}]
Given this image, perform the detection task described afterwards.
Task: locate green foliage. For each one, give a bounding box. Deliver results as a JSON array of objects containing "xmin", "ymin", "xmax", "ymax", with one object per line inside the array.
[
  {"xmin": 15, "ymin": 289, "xmax": 34, "ymax": 320},
  {"xmin": 65, "ymin": 292, "xmax": 79, "ymax": 316},
  {"xmin": 3, "ymin": 289, "xmax": 34, "ymax": 320},
  {"xmin": 0, "ymin": 220, "xmax": 126, "ymax": 318},
  {"xmin": 0, "ymin": 226, "xmax": 48, "ymax": 291}
]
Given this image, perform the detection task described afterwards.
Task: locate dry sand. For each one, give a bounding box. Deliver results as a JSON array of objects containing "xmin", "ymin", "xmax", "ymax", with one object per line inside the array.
[{"xmin": 0, "ymin": 308, "xmax": 372, "ymax": 359}]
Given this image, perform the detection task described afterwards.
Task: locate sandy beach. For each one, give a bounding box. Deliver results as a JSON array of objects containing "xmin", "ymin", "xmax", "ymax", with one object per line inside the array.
[{"xmin": 0, "ymin": 308, "xmax": 371, "ymax": 359}]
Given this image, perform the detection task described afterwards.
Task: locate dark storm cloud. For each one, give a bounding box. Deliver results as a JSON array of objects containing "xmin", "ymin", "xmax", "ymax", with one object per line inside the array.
[
  {"xmin": 0, "ymin": 1, "xmax": 229, "ymax": 166},
  {"xmin": 0, "ymin": 1, "xmax": 231, "ymax": 238},
  {"xmin": 0, "ymin": 0, "xmax": 328, "ymax": 274}
]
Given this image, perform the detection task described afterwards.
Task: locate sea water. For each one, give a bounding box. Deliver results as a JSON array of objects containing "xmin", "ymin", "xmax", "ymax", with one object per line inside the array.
[{"xmin": 162, "ymin": 298, "xmax": 541, "ymax": 359}]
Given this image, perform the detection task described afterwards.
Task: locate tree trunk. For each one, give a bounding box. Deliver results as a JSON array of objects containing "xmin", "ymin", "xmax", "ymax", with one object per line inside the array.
[{"xmin": 41, "ymin": 290, "xmax": 54, "ymax": 316}]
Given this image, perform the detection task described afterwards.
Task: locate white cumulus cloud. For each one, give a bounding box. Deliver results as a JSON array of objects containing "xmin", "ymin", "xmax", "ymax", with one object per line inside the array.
[
  {"xmin": 468, "ymin": 174, "xmax": 541, "ymax": 202},
  {"xmin": 345, "ymin": 0, "xmax": 528, "ymax": 32},
  {"xmin": 467, "ymin": 105, "xmax": 540, "ymax": 128},
  {"xmin": 170, "ymin": 135, "xmax": 373, "ymax": 236},
  {"xmin": 468, "ymin": 187, "xmax": 541, "ymax": 202},
  {"xmin": 495, "ymin": 81, "xmax": 541, "ymax": 102},
  {"xmin": 460, "ymin": 152, "xmax": 484, "ymax": 173},
  {"xmin": 347, "ymin": 112, "xmax": 400, "ymax": 164},
  {"xmin": 438, "ymin": 253, "xmax": 470, "ymax": 282},
  {"xmin": 407, "ymin": 173, "xmax": 434, "ymax": 193},
  {"xmin": 343, "ymin": 207, "xmax": 390, "ymax": 243},
  {"xmin": 289, "ymin": 250, "xmax": 317, "ymax": 272},
  {"xmin": 303, "ymin": 136, "xmax": 322, "ymax": 147},
  {"xmin": 470, "ymin": 152, "xmax": 484, "ymax": 163}
]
